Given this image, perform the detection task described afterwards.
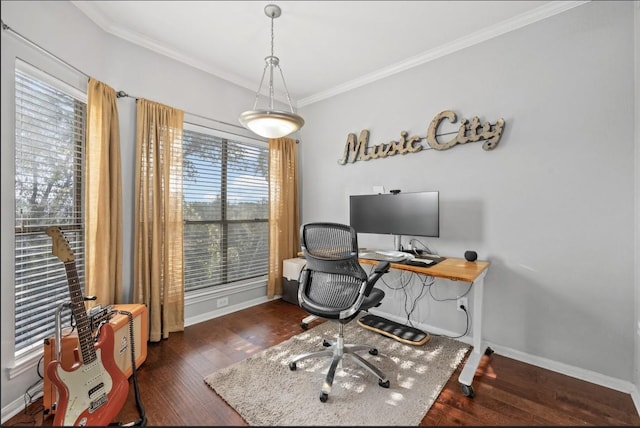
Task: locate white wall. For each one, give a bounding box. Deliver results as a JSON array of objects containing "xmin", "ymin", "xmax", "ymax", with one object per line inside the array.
[
  {"xmin": 1, "ymin": 0, "xmax": 638, "ymax": 421},
  {"xmin": 298, "ymin": 0, "xmax": 637, "ymax": 391},
  {"xmin": 0, "ymin": 0, "xmax": 265, "ymax": 418}
]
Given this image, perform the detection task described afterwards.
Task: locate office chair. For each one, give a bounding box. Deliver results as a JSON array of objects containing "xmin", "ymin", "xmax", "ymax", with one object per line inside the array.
[{"xmin": 288, "ymin": 222, "xmax": 391, "ymax": 402}]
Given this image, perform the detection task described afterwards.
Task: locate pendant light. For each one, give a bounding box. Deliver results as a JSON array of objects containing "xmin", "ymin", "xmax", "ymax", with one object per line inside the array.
[{"xmin": 239, "ymin": 4, "xmax": 304, "ymax": 139}]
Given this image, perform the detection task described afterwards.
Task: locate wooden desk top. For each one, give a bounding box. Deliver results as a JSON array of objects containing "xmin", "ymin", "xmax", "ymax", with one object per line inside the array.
[{"xmin": 359, "ymin": 256, "xmax": 490, "ymax": 283}]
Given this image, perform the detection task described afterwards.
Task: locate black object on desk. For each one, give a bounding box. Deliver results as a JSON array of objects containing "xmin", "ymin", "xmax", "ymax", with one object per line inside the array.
[
  {"xmin": 464, "ymin": 250, "xmax": 478, "ymax": 262},
  {"xmin": 401, "ymin": 255, "xmax": 446, "ymax": 267}
]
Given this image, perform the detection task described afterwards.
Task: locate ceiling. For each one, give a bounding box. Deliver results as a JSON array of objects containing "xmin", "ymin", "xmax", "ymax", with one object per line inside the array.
[{"xmin": 71, "ymin": 1, "xmax": 586, "ymax": 107}]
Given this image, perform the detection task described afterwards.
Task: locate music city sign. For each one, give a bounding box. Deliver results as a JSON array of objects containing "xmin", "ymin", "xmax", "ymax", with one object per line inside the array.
[{"xmin": 338, "ymin": 110, "xmax": 506, "ymax": 165}]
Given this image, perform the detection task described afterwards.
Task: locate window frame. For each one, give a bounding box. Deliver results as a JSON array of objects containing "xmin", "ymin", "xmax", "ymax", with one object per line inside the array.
[
  {"xmin": 182, "ymin": 122, "xmax": 270, "ymax": 296},
  {"xmin": 12, "ymin": 59, "xmax": 88, "ymax": 366}
]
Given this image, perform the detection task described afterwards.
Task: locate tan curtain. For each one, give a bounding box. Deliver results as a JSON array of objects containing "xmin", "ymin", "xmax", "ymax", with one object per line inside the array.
[
  {"xmin": 134, "ymin": 99, "xmax": 184, "ymax": 342},
  {"xmin": 85, "ymin": 78, "xmax": 123, "ymax": 307},
  {"xmin": 267, "ymin": 137, "xmax": 300, "ymax": 298}
]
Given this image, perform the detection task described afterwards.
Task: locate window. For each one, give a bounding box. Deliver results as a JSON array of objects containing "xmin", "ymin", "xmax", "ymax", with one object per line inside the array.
[
  {"xmin": 182, "ymin": 125, "xmax": 269, "ymax": 292},
  {"xmin": 14, "ymin": 64, "xmax": 87, "ymax": 358}
]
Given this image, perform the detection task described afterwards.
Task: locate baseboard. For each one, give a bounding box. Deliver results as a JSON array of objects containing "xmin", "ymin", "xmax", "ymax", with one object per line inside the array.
[
  {"xmin": 185, "ymin": 295, "xmax": 275, "ymax": 327},
  {"xmin": 2, "ymin": 390, "xmax": 43, "ymax": 424},
  {"xmin": 632, "ymin": 384, "xmax": 640, "ymax": 416},
  {"xmin": 370, "ymin": 308, "xmax": 640, "ymax": 416},
  {"xmin": 495, "ymin": 346, "xmax": 639, "ymax": 417},
  {"xmin": 491, "ymin": 343, "xmax": 637, "ymax": 396}
]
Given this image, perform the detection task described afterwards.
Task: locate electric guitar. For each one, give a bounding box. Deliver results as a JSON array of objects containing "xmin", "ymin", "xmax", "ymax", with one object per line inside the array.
[{"xmin": 46, "ymin": 226, "xmax": 129, "ymax": 426}]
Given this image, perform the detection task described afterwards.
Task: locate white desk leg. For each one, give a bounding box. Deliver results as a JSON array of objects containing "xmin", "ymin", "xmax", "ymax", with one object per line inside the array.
[{"xmin": 457, "ymin": 270, "xmax": 492, "ymax": 397}]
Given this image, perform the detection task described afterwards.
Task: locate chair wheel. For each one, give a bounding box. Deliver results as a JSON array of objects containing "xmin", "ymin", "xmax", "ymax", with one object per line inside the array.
[
  {"xmin": 485, "ymin": 347, "xmax": 494, "ymax": 356},
  {"xmin": 369, "ymin": 348, "xmax": 378, "ymax": 356},
  {"xmin": 289, "ymin": 362, "xmax": 297, "ymax": 371},
  {"xmin": 322, "ymin": 339, "xmax": 331, "ymax": 347},
  {"xmin": 300, "ymin": 323, "xmax": 308, "ymax": 330},
  {"xmin": 319, "ymin": 392, "xmax": 328, "ymax": 402},
  {"xmin": 378, "ymin": 379, "xmax": 390, "ymax": 388},
  {"xmin": 461, "ymin": 384, "xmax": 475, "ymax": 398}
]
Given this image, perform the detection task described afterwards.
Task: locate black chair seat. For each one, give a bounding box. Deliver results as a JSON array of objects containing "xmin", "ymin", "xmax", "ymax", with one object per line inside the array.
[{"xmin": 300, "ymin": 287, "xmax": 384, "ymax": 322}]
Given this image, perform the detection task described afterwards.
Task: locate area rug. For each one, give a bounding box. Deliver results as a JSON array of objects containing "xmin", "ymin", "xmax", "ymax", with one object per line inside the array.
[{"xmin": 203, "ymin": 318, "xmax": 469, "ymax": 426}]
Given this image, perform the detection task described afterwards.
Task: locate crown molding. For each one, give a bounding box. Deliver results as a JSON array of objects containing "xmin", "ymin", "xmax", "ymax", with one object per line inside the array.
[
  {"xmin": 71, "ymin": 1, "xmax": 590, "ymax": 108},
  {"xmin": 70, "ymin": 1, "xmax": 265, "ymax": 97},
  {"xmin": 298, "ymin": 0, "xmax": 590, "ymax": 107}
]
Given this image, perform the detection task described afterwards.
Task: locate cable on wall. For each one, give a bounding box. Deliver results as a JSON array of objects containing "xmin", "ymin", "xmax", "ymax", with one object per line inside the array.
[
  {"xmin": 365, "ymin": 265, "xmax": 429, "ymax": 327},
  {"xmin": 364, "ymin": 262, "xmax": 472, "ymax": 336},
  {"xmin": 428, "ymin": 281, "xmax": 473, "ymax": 302}
]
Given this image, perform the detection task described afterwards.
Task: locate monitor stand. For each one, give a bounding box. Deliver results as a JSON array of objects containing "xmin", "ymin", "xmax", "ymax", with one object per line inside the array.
[{"xmin": 393, "ymin": 234, "xmax": 402, "ymax": 251}]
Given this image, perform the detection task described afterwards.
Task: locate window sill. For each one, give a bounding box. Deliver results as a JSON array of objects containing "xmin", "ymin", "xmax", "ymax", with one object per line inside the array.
[
  {"xmin": 7, "ymin": 349, "xmax": 43, "ymax": 380},
  {"xmin": 185, "ymin": 276, "xmax": 267, "ymax": 305}
]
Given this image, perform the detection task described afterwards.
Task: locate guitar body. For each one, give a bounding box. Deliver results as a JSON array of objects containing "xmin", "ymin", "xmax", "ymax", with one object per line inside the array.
[
  {"xmin": 47, "ymin": 322, "xmax": 129, "ymax": 426},
  {"xmin": 46, "ymin": 226, "xmax": 130, "ymax": 426}
]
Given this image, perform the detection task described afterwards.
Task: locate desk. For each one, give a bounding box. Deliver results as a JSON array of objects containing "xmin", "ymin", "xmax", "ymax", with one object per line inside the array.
[
  {"xmin": 359, "ymin": 256, "xmax": 491, "ymax": 397},
  {"xmin": 294, "ymin": 253, "xmax": 491, "ymax": 397}
]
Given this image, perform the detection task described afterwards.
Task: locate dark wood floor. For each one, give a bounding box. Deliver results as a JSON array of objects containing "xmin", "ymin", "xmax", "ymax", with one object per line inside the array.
[{"xmin": 5, "ymin": 299, "xmax": 639, "ymax": 426}]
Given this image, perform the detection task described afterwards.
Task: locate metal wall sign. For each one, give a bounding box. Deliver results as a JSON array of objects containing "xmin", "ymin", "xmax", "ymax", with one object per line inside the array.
[{"xmin": 338, "ymin": 110, "xmax": 506, "ymax": 165}]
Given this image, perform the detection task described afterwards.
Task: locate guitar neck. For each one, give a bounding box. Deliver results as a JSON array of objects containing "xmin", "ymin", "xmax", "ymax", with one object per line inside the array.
[{"xmin": 63, "ymin": 261, "xmax": 97, "ymax": 365}]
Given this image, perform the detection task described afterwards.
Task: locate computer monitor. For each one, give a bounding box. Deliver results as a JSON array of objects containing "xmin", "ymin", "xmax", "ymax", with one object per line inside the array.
[{"xmin": 349, "ymin": 191, "xmax": 439, "ymax": 238}]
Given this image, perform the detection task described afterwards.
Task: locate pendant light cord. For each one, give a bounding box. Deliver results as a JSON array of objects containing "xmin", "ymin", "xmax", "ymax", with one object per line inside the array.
[
  {"xmin": 268, "ymin": 10, "xmax": 276, "ymax": 111},
  {"xmin": 270, "ymin": 10, "xmax": 275, "ymax": 59}
]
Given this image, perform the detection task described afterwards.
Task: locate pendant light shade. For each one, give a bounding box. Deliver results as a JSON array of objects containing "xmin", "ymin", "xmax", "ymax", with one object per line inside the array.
[
  {"xmin": 239, "ymin": 109, "xmax": 305, "ymax": 139},
  {"xmin": 239, "ymin": 4, "xmax": 304, "ymax": 139}
]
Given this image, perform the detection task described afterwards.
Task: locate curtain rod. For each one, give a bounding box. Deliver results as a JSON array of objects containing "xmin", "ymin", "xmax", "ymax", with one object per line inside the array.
[
  {"xmin": 116, "ymin": 90, "xmax": 247, "ymax": 132},
  {"xmin": 2, "ymin": 20, "xmax": 91, "ymax": 80},
  {"xmin": 3, "ymin": 20, "xmax": 300, "ymax": 144},
  {"xmin": 118, "ymin": 90, "xmax": 299, "ymax": 143}
]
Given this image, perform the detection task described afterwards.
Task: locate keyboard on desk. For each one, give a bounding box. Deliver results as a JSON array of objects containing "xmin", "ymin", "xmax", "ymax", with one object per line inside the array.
[
  {"xmin": 404, "ymin": 258, "xmax": 436, "ymax": 266},
  {"xmin": 358, "ymin": 250, "xmax": 408, "ymax": 262},
  {"xmin": 358, "ymin": 249, "xmax": 445, "ymax": 267},
  {"xmin": 408, "ymin": 253, "xmax": 446, "ymax": 266}
]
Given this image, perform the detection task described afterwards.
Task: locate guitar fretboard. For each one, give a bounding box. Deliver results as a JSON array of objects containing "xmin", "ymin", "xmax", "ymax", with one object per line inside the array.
[{"xmin": 64, "ymin": 261, "xmax": 97, "ymax": 365}]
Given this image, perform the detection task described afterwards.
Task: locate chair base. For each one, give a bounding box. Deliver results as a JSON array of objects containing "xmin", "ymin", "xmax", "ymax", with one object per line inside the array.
[{"xmin": 288, "ymin": 323, "xmax": 390, "ymax": 402}]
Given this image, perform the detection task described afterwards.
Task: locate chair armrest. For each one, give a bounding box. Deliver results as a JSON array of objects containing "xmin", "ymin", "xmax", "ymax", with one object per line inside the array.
[
  {"xmin": 363, "ymin": 261, "xmax": 391, "ymax": 296},
  {"xmin": 374, "ymin": 260, "xmax": 391, "ymax": 274}
]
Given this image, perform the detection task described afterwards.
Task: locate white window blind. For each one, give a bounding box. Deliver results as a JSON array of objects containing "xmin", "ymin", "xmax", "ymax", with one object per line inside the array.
[
  {"xmin": 14, "ymin": 66, "xmax": 86, "ymax": 358},
  {"xmin": 183, "ymin": 126, "xmax": 269, "ymax": 291}
]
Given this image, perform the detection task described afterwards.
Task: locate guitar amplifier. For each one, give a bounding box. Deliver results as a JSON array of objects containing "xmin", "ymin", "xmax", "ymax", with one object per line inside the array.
[{"xmin": 42, "ymin": 303, "xmax": 148, "ymax": 416}]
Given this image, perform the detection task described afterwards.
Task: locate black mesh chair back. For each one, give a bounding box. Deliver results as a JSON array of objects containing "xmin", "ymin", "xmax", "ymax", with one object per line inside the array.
[
  {"xmin": 299, "ymin": 223, "xmax": 369, "ymax": 319},
  {"xmin": 290, "ymin": 222, "xmax": 391, "ymax": 402}
]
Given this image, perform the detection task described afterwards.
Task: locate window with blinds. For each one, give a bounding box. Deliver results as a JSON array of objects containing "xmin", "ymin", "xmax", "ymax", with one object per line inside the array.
[
  {"xmin": 183, "ymin": 126, "xmax": 269, "ymax": 292},
  {"xmin": 14, "ymin": 65, "xmax": 86, "ymax": 358}
]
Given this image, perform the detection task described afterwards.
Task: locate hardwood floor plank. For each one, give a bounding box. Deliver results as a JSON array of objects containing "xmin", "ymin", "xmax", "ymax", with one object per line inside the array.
[
  {"xmin": 4, "ymin": 299, "xmax": 638, "ymax": 426},
  {"xmin": 470, "ymin": 381, "xmax": 586, "ymax": 426},
  {"xmin": 475, "ymin": 355, "xmax": 638, "ymax": 426}
]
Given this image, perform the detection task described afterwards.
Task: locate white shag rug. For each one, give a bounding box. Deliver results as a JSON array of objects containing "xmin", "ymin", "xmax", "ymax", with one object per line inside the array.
[{"xmin": 204, "ymin": 318, "xmax": 469, "ymax": 426}]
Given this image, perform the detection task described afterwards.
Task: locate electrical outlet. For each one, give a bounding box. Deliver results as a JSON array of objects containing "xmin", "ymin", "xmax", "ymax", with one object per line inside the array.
[
  {"xmin": 457, "ymin": 296, "xmax": 468, "ymax": 312},
  {"xmin": 217, "ymin": 297, "xmax": 229, "ymax": 308}
]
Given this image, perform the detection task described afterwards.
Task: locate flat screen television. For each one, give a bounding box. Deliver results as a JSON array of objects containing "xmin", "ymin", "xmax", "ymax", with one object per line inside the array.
[{"xmin": 349, "ymin": 191, "xmax": 439, "ymax": 237}]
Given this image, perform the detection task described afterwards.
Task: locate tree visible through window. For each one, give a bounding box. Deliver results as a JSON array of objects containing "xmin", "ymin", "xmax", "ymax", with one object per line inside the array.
[
  {"xmin": 14, "ymin": 65, "xmax": 86, "ymax": 357},
  {"xmin": 182, "ymin": 126, "xmax": 269, "ymax": 292}
]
